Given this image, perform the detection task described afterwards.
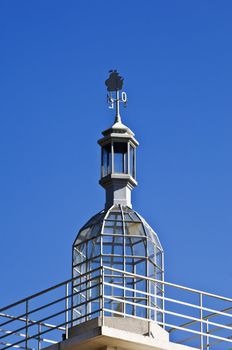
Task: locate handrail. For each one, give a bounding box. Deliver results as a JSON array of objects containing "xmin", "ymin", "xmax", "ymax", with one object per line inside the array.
[
  {"xmin": 169, "ymin": 305, "xmax": 232, "ymax": 333},
  {"xmin": 103, "ymin": 266, "xmax": 232, "ymax": 302},
  {"xmin": 102, "ymin": 307, "xmax": 232, "ymax": 345},
  {"xmin": 0, "ymin": 273, "xmax": 101, "ymax": 329},
  {"xmin": 0, "ymin": 265, "xmax": 231, "ymax": 350},
  {"xmin": 1, "ymin": 309, "xmax": 102, "ymax": 350},
  {"xmin": 103, "ymin": 281, "xmax": 232, "ymax": 320},
  {"xmin": 2, "ymin": 265, "xmax": 231, "ymax": 315},
  {"xmin": 0, "ymin": 293, "xmax": 100, "ymax": 342},
  {"xmin": 104, "ymin": 294, "xmax": 232, "ymax": 335},
  {"xmin": 0, "ymin": 266, "xmax": 102, "ymax": 313}
]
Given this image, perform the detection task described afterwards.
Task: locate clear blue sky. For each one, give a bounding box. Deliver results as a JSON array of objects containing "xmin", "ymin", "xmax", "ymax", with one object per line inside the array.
[{"xmin": 0, "ymin": 1, "xmax": 232, "ymax": 306}]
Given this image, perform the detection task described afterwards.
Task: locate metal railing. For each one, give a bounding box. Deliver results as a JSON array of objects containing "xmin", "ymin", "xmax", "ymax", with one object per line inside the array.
[{"xmin": 0, "ymin": 266, "xmax": 231, "ymax": 349}]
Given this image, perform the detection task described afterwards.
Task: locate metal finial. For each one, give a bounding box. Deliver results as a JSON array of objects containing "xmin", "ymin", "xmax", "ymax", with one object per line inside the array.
[{"xmin": 105, "ymin": 70, "xmax": 127, "ymax": 123}]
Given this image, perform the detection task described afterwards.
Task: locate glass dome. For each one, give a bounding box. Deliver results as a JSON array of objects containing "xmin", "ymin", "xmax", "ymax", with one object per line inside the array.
[{"xmin": 72, "ymin": 204, "xmax": 164, "ymax": 324}]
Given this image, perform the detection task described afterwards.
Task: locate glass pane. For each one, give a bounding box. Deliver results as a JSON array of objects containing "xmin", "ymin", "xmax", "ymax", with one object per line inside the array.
[
  {"xmin": 125, "ymin": 258, "xmax": 134, "ymax": 273},
  {"xmin": 147, "ymin": 241, "xmax": 155, "ymax": 260},
  {"xmin": 107, "ymin": 212, "xmax": 122, "ymax": 221},
  {"xmin": 73, "ymin": 244, "xmax": 86, "ymax": 264},
  {"xmin": 133, "ymin": 238, "xmax": 146, "ymax": 256},
  {"xmin": 87, "ymin": 237, "xmax": 101, "ymax": 258},
  {"xmin": 74, "ymin": 211, "xmax": 105, "ymax": 244},
  {"xmin": 75, "ymin": 227, "xmax": 91, "ymax": 244},
  {"xmin": 104, "ymin": 219, "xmax": 123, "ymax": 234},
  {"xmin": 123, "ymin": 207, "xmax": 140, "ymax": 221},
  {"xmin": 103, "ymin": 144, "xmax": 112, "ymax": 176},
  {"xmin": 125, "ymin": 237, "xmax": 134, "ymax": 256},
  {"xmin": 87, "ymin": 239, "xmax": 94, "ymax": 258},
  {"xmin": 125, "ymin": 222, "xmax": 145, "ymax": 236},
  {"xmin": 112, "ymin": 236, "xmax": 123, "ymax": 255},
  {"xmin": 114, "ymin": 142, "xmax": 128, "ymax": 174},
  {"xmin": 156, "ymin": 269, "xmax": 162, "ymax": 281},
  {"xmin": 81, "ymin": 240, "xmax": 100, "ymax": 265},
  {"xmin": 89, "ymin": 257, "xmax": 101, "ymax": 270},
  {"xmin": 130, "ymin": 144, "xmax": 135, "ymax": 177},
  {"xmin": 148, "ymin": 261, "xmax": 155, "ymax": 278},
  {"xmin": 89, "ymin": 224, "xmax": 101, "ymax": 238},
  {"xmin": 85, "ymin": 211, "xmax": 105, "ymax": 227},
  {"xmin": 144, "ymin": 222, "xmax": 163, "ymax": 250},
  {"xmin": 103, "ymin": 235, "xmax": 114, "ymax": 254},
  {"xmin": 123, "ymin": 212, "xmax": 140, "ymax": 222},
  {"xmin": 156, "ymin": 248, "xmax": 162, "ymax": 268},
  {"xmin": 102, "ymin": 256, "xmax": 124, "ymax": 270}
]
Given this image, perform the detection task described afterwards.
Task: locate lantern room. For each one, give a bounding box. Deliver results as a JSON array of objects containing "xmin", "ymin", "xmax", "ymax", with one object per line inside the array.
[
  {"xmin": 98, "ymin": 121, "xmax": 139, "ymax": 209},
  {"xmin": 101, "ymin": 136, "xmax": 136, "ymax": 178}
]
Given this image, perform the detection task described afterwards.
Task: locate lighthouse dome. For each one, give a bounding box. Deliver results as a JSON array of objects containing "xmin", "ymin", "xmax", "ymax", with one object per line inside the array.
[
  {"xmin": 74, "ymin": 204, "xmax": 162, "ymax": 252},
  {"xmin": 72, "ymin": 204, "xmax": 164, "ymax": 324}
]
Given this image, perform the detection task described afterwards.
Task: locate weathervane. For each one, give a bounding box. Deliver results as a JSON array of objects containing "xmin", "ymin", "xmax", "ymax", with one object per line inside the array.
[{"xmin": 105, "ymin": 70, "xmax": 127, "ymax": 123}]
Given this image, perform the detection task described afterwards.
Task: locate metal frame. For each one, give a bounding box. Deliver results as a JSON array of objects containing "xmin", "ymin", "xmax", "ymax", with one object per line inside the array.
[
  {"xmin": 101, "ymin": 140, "xmax": 136, "ymax": 179},
  {"xmin": 0, "ymin": 265, "xmax": 232, "ymax": 350},
  {"xmin": 72, "ymin": 204, "xmax": 164, "ymax": 325}
]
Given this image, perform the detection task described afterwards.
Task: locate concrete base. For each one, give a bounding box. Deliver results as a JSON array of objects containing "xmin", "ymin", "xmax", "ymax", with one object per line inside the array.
[{"xmin": 44, "ymin": 317, "xmax": 197, "ymax": 350}]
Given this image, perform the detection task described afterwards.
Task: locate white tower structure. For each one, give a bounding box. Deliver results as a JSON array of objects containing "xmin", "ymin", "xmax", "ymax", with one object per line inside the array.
[
  {"xmin": 0, "ymin": 72, "xmax": 231, "ymax": 350},
  {"xmin": 72, "ymin": 70, "xmax": 164, "ymax": 331}
]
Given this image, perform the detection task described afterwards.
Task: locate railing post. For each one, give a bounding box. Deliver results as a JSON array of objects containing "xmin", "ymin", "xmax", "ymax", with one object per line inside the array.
[
  {"xmin": 199, "ymin": 293, "xmax": 203, "ymax": 350},
  {"xmin": 148, "ymin": 279, "xmax": 151, "ymax": 336},
  {"xmin": 154, "ymin": 280, "xmax": 157, "ymax": 323},
  {"xmin": 65, "ymin": 282, "xmax": 69, "ymax": 340},
  {"xmin": 123, "ymin": 270, "xmax": 126, "ymax": 318},
  {"xmin": 71, "ymin": 275, "xmax": 75, "ymax": 328},
  {"xmin": 25, "ymin": 300, "xmax": 29, "ymax": 350},
  {"xmin": 37, "ymin": 323, "xmax": 41, "ymax": 350},
  {"xmin": 206, "ymin": 318, "xmax": 209, "ymax": 349},
  {"xmin": 148, "ymin": 279, "xmax": 151, "ymax": 320},
  {"xmin": 162, "ymin": 277, "xmax": 165, "ymax": 330},
  {"xmin": 99, "ymin": 267, "xmax": 104, "ymax": 326}
]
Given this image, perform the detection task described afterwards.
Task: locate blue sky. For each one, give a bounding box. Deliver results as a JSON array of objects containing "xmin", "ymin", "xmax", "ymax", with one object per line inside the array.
[{"xmin": 0, "ymin": 1, "xmax": 232, "ymax": 306}]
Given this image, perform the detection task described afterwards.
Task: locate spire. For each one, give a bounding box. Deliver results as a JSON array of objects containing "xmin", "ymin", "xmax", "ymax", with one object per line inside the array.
[
  {"xmin": 99, "ymin": 71, "xmax": 139, "ymax": 209},
  {"xmin": 105, "ymin": 70, "xmax": 127, "ymax": 124}
]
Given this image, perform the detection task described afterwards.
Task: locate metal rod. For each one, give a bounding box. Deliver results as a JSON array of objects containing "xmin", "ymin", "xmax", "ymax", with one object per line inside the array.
[
  {"xmin": 37, "ymin": 323, "xmax": 41, "ymax": 350},
  {"xmin": 115, "ymin": 90, "xmax": 121, "ymax": 123},
  {"xmin": 0, "ymin": 312, "xmax": 65, "ymax": 331},
  {"xmin": 1, "ymin": 309, "xmax": 102, "ymax": 350},
  {"xmin": 169, "ymin": 304, "xmax": 232, "ymax": 332},
  {"xmin": 25, "ymin": 301, "xmax": 28, "ymax": 350},
  {"xmin": 103, "ymin": 266, "xmax": 232, "ymax": 302},
  {"xmin": 102, "ymin": 267, "xmax": 104, "ymax": 325},
  {"xmin": 200, "ymin": 293, "xmax": 203, "ymax": 350},
  {"xmin": 148, "ymin": 279, "xmax": 151, "ymax": 329},
  {"xmin": 103, "ymin": 290, "xmax": 232, "ymax": 332},
  {"xmin": 103, "ymin": 307, "xmax": 232, "ymax": 344},
  {"xmin": 0, "ymin": 276, "xmax": 101, "ymax": 330},
  {"xmin": 1, "ymin": 293, "xmax": 101, "ymax": 343},
  {"xmin": 206, "ymin": 318, "xmax": 209, "ymax": 349},
  {"xmin": 111, "ymin": 141, "xmax": 114, "ymax": 174},
  {"xmin": 1, "ymin": 264, "xmax": 231, "ymax": 317},
  {"xmin": 65, "ymin": 283, "xmax": 69, "ymax": 340},
  {"xmin": 120, "ymin": 205, "xmax": 126, "ymax": 318}
]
